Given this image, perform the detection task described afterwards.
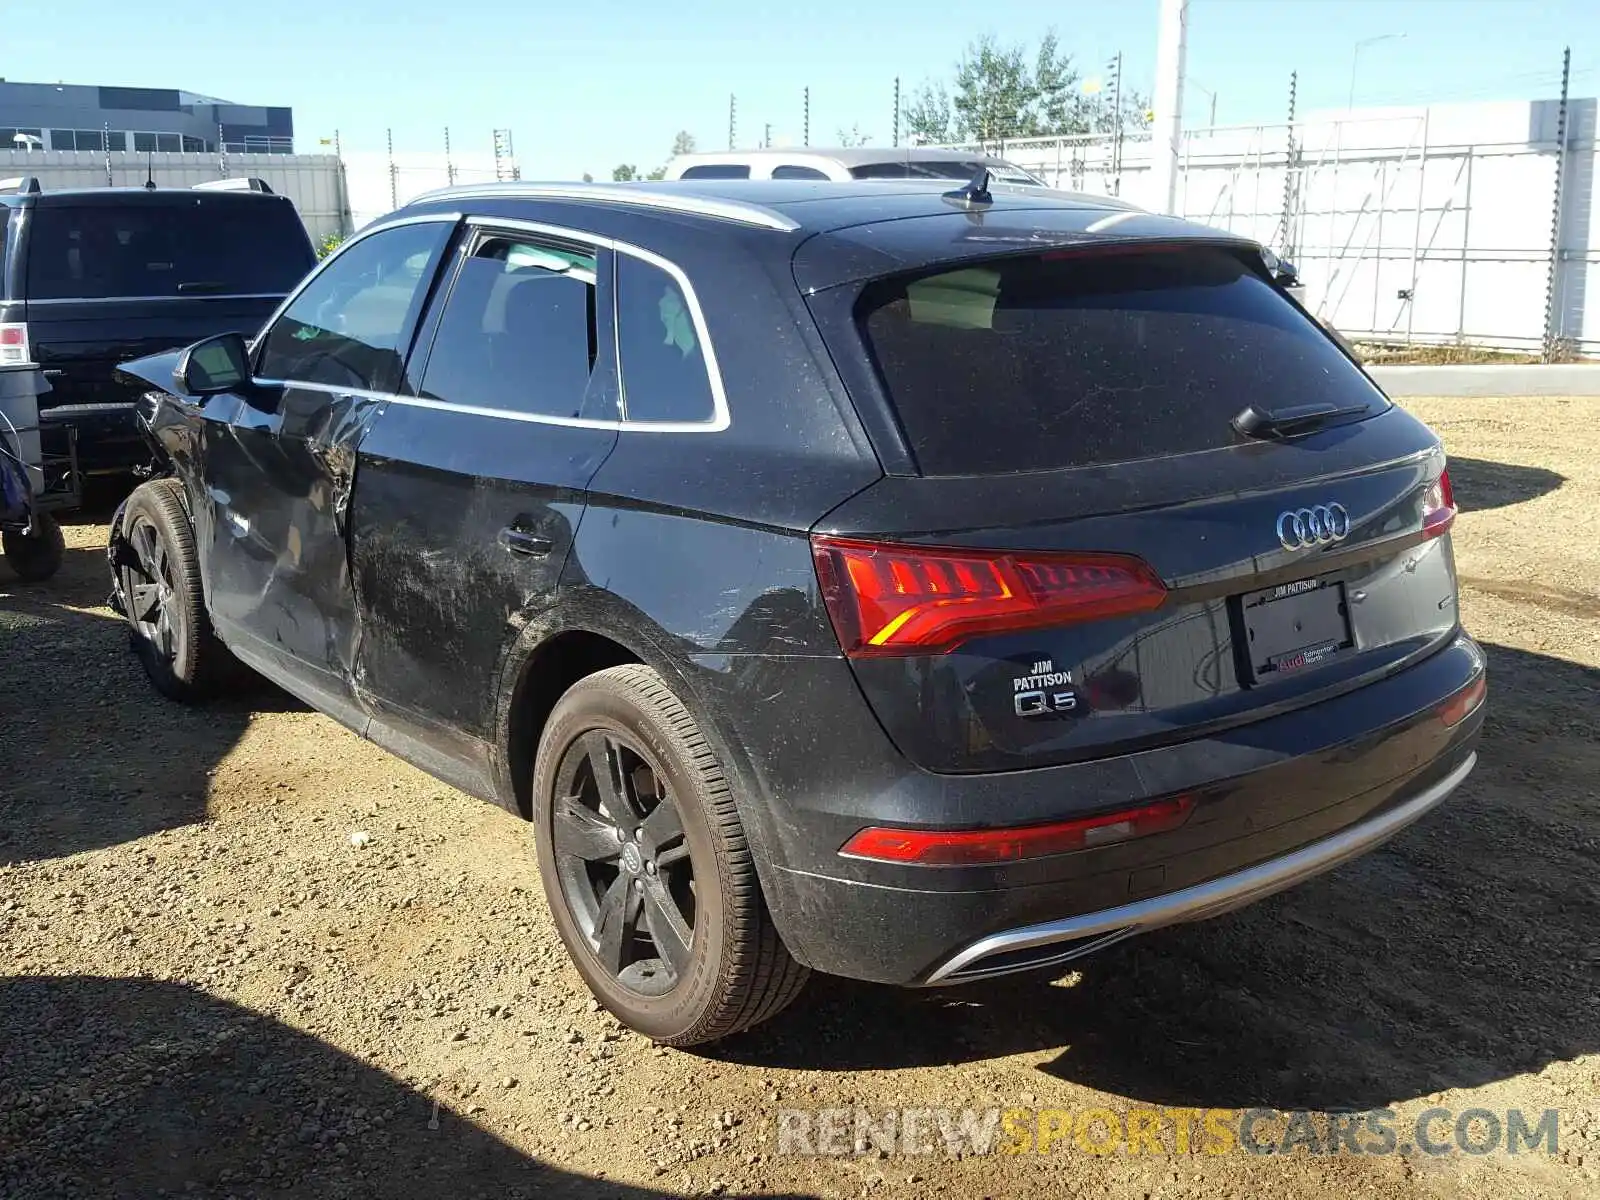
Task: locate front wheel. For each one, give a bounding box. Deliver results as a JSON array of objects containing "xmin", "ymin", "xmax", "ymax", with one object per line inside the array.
[
  {"xmin": 533, "ymin": 664, "xmax": 809, "ymax": 1046},
  {"xmin": 114, "ymin": 478, "xmax": 234, "ymax": 702}
]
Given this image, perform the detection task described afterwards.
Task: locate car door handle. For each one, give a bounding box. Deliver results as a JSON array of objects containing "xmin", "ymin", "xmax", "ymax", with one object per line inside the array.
[{"xmin": 498, "ymin": 527, "xmax": 553, "ymax": 557}]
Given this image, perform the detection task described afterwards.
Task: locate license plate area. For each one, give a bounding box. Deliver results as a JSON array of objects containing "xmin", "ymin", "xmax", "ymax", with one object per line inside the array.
[{"xmin": 1239, "ymin": 578, "xmax": 1353, "ymax": 683}]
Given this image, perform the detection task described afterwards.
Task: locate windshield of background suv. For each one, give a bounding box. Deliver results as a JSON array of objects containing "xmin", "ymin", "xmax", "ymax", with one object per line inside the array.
[
  {"xmin": 849, "ymin": 160, "xmax": 1042, "ymax": 185},
  {"xmin": 855, "ymin": 245, "xmax": 1388, "ymax": 476},
  {"xmin": 25, "ymin": 199, "xmax": 313, "ymax": 300}
]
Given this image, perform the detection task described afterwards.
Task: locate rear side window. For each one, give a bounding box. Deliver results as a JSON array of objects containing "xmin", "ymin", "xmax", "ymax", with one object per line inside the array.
[
  {"xmin": 855, "ymin": 246, "xmax": 1387, "ymax": 475},
  {"xmin": 24, "ymin": 199, "xmax": 314, "ymax": 300},
  {"xmin": 772, "ymin": 165, "xmax": 830, "ymax": 180},
  {"xmin": 419, "ymin": 234, "xmax": 598, "ymax": 419},
  {"xmin": 678, "ymin": 164, "xmax": 750, "ymax": 180},
  {"xmin": 615, "ymin": 253, "xmax": 718, "ymax": 425}
]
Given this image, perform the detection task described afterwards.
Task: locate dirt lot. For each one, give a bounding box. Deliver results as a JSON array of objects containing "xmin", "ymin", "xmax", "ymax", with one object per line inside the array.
[{"xmin": 2, "ymin": 396, "xmax": 1597, "ymax": 1200}]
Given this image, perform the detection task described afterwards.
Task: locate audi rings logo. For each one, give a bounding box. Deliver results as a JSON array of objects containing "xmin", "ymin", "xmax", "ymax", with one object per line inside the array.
[{"xmin": 1277, "ymin": 503, "xmax": 1351, "ymax": 550}]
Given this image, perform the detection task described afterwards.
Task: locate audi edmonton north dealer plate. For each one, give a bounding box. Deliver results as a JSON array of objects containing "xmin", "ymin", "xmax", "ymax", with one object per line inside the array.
[{"xmin": 1240, "ymin": 578, "xmax": 1355, "ymax": 682}]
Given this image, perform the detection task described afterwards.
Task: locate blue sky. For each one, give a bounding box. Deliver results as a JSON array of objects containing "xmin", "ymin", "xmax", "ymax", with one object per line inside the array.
[{"xmin": 11, "ymin": 0, "xmax": 1598, "ymax": 179}]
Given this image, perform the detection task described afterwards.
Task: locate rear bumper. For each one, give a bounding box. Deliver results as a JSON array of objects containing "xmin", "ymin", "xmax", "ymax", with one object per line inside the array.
[
  {"xmin": 735, "ymin": 633, "xmax": 1485, "ymax": 984},
  {"xmin": 925, "ymin": 750, "xmax": 1474, "ymax": 984}
]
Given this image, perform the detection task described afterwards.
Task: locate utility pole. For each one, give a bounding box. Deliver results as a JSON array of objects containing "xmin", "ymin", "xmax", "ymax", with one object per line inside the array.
[
  {"xmin": 387, "ymin": 128, "xmax": 397, "ymax": 209},
  {"xmin": 103, "ymin": 121, "xmax": 112, "ymax": 186},
  {"xmin": 803, "ymin": 87, "xmax": 810, "ymax": 147},
  {"xmin": 1107, "ymin": 51, "xmax": 1124, "ymax": 193},
  {"xmin": 729, "ymin": 94, "xmax": 737, "ymax": 150},
  {"xmin": 1543, "ymin": 46, "xmax": 1572, "ymax": 362},
  {"xmin": 893, "ymin": 76, "xmax": 901, "ymax": 147},
  {"xmin": 444, "ymin": 127, "xmax": 455, "ymax": 186},
  {"xmin": 1149, "ymin": 0, "xmax": 1188, "ymax": 214},
  {"xmin": 1279, "ymin": 71, "xmax": 1300, "ymax": 260},
  {"xmin": 764, "ymin": 122, "xmax": 771, "ymax": 149}
]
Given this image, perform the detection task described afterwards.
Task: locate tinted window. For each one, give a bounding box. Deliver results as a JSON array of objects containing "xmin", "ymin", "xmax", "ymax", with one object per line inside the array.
[
  {"xmin": 851, "ymin": 160, "xmax": 986, "ymax": 181},
  {"xmin": 616, "ymin": 253, "xmax": 717, "ymax": 424},
  {"xmin": 419, "ymin": 235, "xmax": 597, "ymax": 418},
  {"xmin": 24, "ymin": 198, "xmax": 315, "ymax": 301},
  {"xmin": 678, "ymin": 164, "xmax": 750, "ymax": 180},
  {"xmin": 855, "ymin": 246, "xmax": 1387, "ymax": 475},
  {"xmin": 772, "ymin": 164, "xmax": 829, "ymax": 180},
  {"xmin": 256, "ymin": 221, "xmax": 447, "ymax": 393},
  {"xmin": 133, "ymin": 132, "xmax": 157, "ymax": 153}
]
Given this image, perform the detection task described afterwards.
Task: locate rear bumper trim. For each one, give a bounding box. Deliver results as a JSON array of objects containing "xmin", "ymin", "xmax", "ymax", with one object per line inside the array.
[{"xmin": 922, "ymin": 750, "xmax": 1476, "ymax": 985}]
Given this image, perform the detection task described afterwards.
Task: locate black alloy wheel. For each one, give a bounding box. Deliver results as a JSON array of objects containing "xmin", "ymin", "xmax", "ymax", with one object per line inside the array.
[
  {"xmin": 551, "ymin": 727, "xmax": 697, "ymax": 995},
  {"xmin": 532, "ymin": 665, "xmax": 809, "ymax": 1046}
]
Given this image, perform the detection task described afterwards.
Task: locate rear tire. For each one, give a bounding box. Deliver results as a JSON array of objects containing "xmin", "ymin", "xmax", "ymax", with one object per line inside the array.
[
  {"xmin": 533, "ymin": 664, "xmax": 809, "ymax": 1046},
  {"xmin": 2, "ymin": 512, "xmax": 64, "ymax": 582},
  {"xmin": 114, "ymin": 478, "xmax": 233, "ymax": 703}
]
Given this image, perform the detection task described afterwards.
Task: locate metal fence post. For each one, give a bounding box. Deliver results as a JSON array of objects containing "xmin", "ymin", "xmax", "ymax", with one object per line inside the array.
[
  {"xmin": 1542, "ymin": 46, "xmax": 1572, "ymax": 361},
  {"xmin": 1405, "ymin": 108, "xmax": 1431, "ymax": 347}
]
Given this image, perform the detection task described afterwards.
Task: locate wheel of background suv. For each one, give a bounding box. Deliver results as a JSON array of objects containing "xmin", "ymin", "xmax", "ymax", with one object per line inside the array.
[
  {"xmin": 532, "ymin": 664, "xmax": 809, "ymax": 1046},
  {"xmin": 114, "ymin": 478, "xmax": 232, "ymax": 703},
  {"xmin": 2, "ymin": 512, "xmax": 64, "ymax": 582}
]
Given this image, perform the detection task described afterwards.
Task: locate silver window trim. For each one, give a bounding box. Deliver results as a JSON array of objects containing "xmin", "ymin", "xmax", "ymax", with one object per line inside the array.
[{"xmin": 260, "ymin": 213, "xmax": 730, "ymax": 435}]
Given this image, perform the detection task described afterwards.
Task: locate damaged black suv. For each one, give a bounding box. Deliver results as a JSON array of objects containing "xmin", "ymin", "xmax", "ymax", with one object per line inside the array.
[{"xmin": 110, "ymin": 179, "xmax": 1485, "ymax": 1046}]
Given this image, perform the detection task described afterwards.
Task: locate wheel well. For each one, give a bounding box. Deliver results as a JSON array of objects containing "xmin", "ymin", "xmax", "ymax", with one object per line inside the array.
[{"xmin": 506, "ymin": 631, "xmax": 640, "ymax": 819}]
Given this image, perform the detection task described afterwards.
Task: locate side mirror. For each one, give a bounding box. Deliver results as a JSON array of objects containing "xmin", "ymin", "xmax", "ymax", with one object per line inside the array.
[{"xmin": 174, "ymin": 332, "xmax": 250, "ymax": 397}]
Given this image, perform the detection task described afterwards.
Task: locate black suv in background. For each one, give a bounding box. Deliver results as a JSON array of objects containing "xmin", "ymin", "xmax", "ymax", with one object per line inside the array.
[
  {"xmin": 0, "ymin": 177, "xmax": 316, "ymax": 478},
  {"xmin": 109, "ymin": 179, "xmax": 1485, "ymax": 1046}
]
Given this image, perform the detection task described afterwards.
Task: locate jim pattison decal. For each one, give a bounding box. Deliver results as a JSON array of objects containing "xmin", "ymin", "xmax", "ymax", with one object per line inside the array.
[{"xmin": 1013, "ymin": 658, "xmax": 1081, "ymax": 718}]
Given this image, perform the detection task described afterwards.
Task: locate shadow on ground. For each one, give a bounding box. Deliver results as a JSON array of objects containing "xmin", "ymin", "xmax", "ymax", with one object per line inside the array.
[
  {"xmin": 0, "ymin": 538, "xmax": 299, "ymax": 864},
  {"xmin": 0, "ymin": 975, "xmax": 816, "ymax": 1200},
  {"xmin": 714, "ymin": 643, "xmax": 1599, "ymax": 1112},
  {"xmin": 1447, "ymin": 456, "xmax": 1565, "ymax": 513}
]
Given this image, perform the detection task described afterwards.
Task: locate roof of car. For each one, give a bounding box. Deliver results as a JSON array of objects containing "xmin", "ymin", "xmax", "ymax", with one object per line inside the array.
[
  {"xmin": 1, "ymin": 186, "xmax": 290, "ymax": 208},
  {"xmin": 405, "ymin": 178, "xmax": 1141, "ymax": 236}
]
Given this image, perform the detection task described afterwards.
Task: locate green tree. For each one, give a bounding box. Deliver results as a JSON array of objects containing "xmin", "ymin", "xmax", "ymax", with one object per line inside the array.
[
  {"xmin": 907, "ymin": 31, "xmax": 1148, "ymax": 145},
  {"xmin": 905, "ymin": 82, "xmax": 958, "ymax": 144},
  {"xmin": 836, "ymin": 123, "xmax": 872, "ymax": 147},
  {"xmin": 670, "ymin": 131, "xmax": 696, "ymax": 157},
  {"xmin": 612, "ymin": 164, "xmax": 639, "ymax": 181}
]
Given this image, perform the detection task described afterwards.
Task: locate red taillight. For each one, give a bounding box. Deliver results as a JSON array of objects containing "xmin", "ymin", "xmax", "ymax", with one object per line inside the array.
[
  {"xmin": 1422, "ymin": 469, "xmax": 1456, "ymax": 539},
  {"xmin": 839, "ymin": 796, "xmax": 1195, "ymax": 866},
  {"xmin": 1438, "ymin": 673, "xmax": 1486, "ymax": 727},
  {"xmin": 810, "ymin": 536, "xmax": 1166, "ymax": 657},
  {"xmin": 0, "ymin": 322, "xmax": 28, "ymax": 365}
]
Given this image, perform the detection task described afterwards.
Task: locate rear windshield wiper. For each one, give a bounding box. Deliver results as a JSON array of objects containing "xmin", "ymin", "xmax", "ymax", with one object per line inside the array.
[
  {"xmin": 177, "ymin": 281, "xmax": 230, "ymax": 295},
  {"xmin": 1232, "ymin": 401, "xmax": 1370, "ymax": 440}
]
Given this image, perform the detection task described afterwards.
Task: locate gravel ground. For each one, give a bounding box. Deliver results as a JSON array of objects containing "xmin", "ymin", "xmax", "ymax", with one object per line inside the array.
[{"xmin": 2, "ymin": 395, "xmax": 1597, "ymax": 1200}]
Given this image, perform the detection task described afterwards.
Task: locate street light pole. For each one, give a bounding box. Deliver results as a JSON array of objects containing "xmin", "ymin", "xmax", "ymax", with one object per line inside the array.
[{"xmin": 1349, "ymin": 33, "xmax": 1406, "ymax": 110}]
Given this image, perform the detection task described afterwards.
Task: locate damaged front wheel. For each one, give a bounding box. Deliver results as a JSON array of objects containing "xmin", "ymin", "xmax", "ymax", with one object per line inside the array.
[{"xmin": 113, "ymin": 478, "xmax": 234, "ymax": 703}]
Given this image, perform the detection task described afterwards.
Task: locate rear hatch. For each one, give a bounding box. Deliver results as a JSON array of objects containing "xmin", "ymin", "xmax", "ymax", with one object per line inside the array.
[
  {"xmin": 24, "ymin": 193, "xmax": 314, "ymax": 410},
  {"xmin": 802, "ymin": 229, "xmax": 1461, "ymax": 773}
]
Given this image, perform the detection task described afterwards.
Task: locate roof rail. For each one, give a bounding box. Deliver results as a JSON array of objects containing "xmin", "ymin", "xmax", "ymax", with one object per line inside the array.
[
  {"xmin": 403, "ymin": 181, "xmax": 800, "ymax": 232},
  {"xmin": 0, "ymin": 176, "xmax": 42, "ymax": 195},
  {"xmin": 193, "ymin": 177, "xmax": 275, "ymax": 195}
]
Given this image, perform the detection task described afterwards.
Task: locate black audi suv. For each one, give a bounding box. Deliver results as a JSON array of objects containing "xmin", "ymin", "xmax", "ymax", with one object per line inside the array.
[{"xmin": 108, "ymin": 178, "xmax": 1485, "ymax": 1046}]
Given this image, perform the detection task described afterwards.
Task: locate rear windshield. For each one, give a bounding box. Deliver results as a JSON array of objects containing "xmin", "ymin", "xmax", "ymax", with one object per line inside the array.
[
  {"xmin": 25, "ymin": 198, "xmax": 314, "ymax": 301},
  {"xmin": 855, "ymin": 246, "xmax": 1386, "ymax": 475}
]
